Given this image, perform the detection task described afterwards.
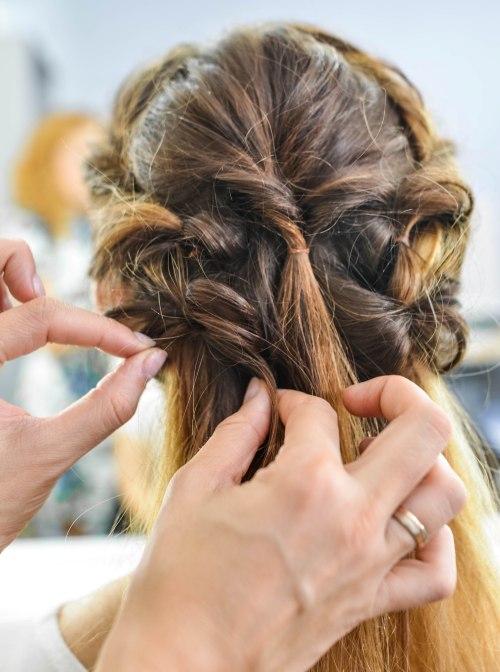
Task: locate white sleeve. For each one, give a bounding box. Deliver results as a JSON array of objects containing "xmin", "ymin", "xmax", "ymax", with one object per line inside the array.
[{"xmin": 0, "ymin": 610, "xmax": 87, "ymax": 671}]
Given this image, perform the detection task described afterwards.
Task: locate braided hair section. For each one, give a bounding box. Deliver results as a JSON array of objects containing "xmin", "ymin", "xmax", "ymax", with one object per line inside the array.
[{"xmin": 87, "ymin": 24, "xmax": 472, "ymax": 454}]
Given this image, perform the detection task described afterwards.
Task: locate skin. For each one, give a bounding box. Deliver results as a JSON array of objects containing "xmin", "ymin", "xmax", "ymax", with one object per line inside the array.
[
  {"xmin": 95, "ymin": 377, "xmax": 466, "ymax": 672},
  {"xmin": 0, "ymin": 238, "xmax": 166, "ymax": 552},
  {"xmin": 0, "ymin": 238, "xmax": 466, "ymax": 671}
]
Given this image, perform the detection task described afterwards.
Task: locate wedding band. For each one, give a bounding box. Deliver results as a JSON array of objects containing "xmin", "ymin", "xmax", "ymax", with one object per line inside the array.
[{"xmin": 392, "ymin": 506, "xmax": 429, "ymax": 550}]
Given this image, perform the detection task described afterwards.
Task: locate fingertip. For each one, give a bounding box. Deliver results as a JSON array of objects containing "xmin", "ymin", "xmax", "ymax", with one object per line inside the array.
[
  {"xmin": 342, "ymin": 380, "xmax": 370, "ymax": 402},
  {"xmin": 243, "ymin": 377, "xmax": 262, "ymax": 403},
  {"xmin": 133, "ymin": 331, "xmax": 157, "ymax": 348},
  {"xmin": 241, "ymin": 378, "xmax": 272, "ymax": 424},
  {"xmin": 32, "ymin": 273, "xmax": 45, "ymax": 298},
  {"xmin": 190, "ymin": 378, "xmax": 272, "ymax": 490},
  {"xmin": 141, "ymin": 348, "xmax": 168, "ymax": 380},
  {"xmin": 1, "ymin": 240, "xmax": 40, "ymax": 303},
  {"xmin": 103, "ymin": 348, "xmax": 167, "ymax": 391},
  {"xmin": 342, "ymin": 378, "xmax": 385, "ymax": 417},
  {"xmin": 419, "ymin": 524, "xmax": 455, "ymax": 562}
]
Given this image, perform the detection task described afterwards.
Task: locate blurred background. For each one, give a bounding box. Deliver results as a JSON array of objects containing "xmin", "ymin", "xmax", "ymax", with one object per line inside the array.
[{"xmin": 0, "ymin": 0, "xmax": 498, "ymax": 547}]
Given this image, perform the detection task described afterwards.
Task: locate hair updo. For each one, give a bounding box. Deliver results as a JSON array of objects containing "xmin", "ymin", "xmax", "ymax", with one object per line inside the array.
[
  {"xmin": 86, "ymin": 24, "xmax": 500, "ymax": 672},
  {"xmin": 88, "ymin": 24, "xmax": 471, "ymax": 393}
]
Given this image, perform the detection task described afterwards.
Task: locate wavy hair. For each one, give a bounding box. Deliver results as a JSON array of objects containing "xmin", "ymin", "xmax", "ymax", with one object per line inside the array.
[{"xmin": 87, "ymin": 24, "xmax": 499, "ymax": 671}]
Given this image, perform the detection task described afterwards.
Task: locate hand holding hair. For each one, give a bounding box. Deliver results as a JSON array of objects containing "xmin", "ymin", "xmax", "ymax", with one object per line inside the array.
[
  {"xmin": 0, "ymin": 238, "xmax": 166, "ymax": 552},
  {"xmin": 96, "ymin": 376, "xmax": 465, "ymax": 672}
]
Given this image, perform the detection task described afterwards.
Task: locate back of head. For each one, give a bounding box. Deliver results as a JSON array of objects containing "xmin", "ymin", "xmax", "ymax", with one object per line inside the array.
[{"xmin": 87, "ymin": 24, "xmax": 499, "ymax": 672}]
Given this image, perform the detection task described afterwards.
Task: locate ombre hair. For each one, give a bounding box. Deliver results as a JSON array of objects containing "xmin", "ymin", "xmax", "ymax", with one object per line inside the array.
[{"xmin": 87, "ymin": 24, "xmax": 499, "ymax": 671}]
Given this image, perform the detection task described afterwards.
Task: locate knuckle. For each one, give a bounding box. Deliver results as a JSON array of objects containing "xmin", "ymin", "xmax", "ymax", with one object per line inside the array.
[
  {"xmin": 388, "ymin": 374, "xmax": 412, "ymax": 389},
  {"xmin": 418, "ymin": 401, "xmax": 453, "ymax": 447},
  {"xmin": 287, "ymin": 451, "xmax": 337, "ymax": 505},
  {"xmin": 214, "ymin": 415, "xmax": 261, "ymax": 446},
  {"xmin": 310, "ymin": 453, "xmax": 337, "ymax": 489},
  {"xmin": 447, "ymin": 474, "xmax": 468, "ymax": 517},
  {"xmin": 430, "ymin": 460, "xmax": 467, "ymax": 520},
  {"xmin": 385, "ymin": 374, "xmax": 418, "ymax": 397},
  {"xmin": 91, "ymin": 385, "xmax": 131, "ymax": 429},
  {"xmin": 27, "ymin": 295, "xmax": 57, "ymax": 322},
  {"xmin": 167, "ymin": 466, "xmax": 188, "ymax": 494},
  {"xmin": 167, "ymin": 461, "xmax": 204, "ymax": 500},
  {"xmin": 430, "ymin": 566, "xmax": 456, "ymax": 601},
  {"xmin": 108, "ymin": 390, "xmax": 135, "ymax": 427},
  {"xmin": 343, "ymin": 498, "xmax": 382, "ymax": 550},
  {"xmin": 304, "ymin": 395, "xmax": 336, "ymax": 418}
]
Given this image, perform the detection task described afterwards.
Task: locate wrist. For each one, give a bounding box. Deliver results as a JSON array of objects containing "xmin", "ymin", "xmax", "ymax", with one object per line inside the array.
[{"xmin": 96, "ymin": 595, "xmax": 243, "ymax": 672}]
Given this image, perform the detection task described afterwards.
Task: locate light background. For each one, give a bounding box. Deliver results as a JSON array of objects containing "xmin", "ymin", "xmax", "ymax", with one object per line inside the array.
[{"xmin": 0, "ymin": 0, "xmax": 498, "ymax": 317}]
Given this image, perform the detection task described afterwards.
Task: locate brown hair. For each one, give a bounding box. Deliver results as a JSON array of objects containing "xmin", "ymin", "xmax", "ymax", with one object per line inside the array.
[{"xmin": 87, "ymin": 24, "xmax": 499, "ymax": 672}]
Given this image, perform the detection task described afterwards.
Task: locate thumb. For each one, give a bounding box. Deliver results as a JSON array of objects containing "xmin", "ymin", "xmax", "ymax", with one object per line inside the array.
[
  {"xmin": 41, "ymin": 348, "xmax": 167, "ymax": 468},
  {"xmin": 188, "ymin": 378, "xmax": 272, "ymax": 494}
]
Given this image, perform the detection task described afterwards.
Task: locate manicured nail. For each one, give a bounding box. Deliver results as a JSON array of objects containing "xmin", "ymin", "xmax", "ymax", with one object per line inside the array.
[
  {"xmin": 142, "ymin": 349, "xmax": 168, "ymax": 379},
  {"xmin": 134, "ymin": 331, "xmax": 156, "ymax": 347},
  {"xmin": 243, "ymin": 377, "xmax": 261, "ymax": 403},
  {"xmin": 32, "ymin": 274, "xmax": 45, "ymax": 297}
]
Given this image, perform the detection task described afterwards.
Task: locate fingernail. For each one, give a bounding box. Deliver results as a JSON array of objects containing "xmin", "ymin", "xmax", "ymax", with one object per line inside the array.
[
  {"xmin": 134, "ymin": 331, "xmax": 156, "ymax": 348},
  {"xmin": 142, "ymin": 349, "xmax": 168, "ymax": 379},
  {"xmin": 243, "ymin": 377, "xmax": 261, "ymax": 403},
  {"xmin": 32, "ymin": 274, "xmax": 45, "ymax": 297}
]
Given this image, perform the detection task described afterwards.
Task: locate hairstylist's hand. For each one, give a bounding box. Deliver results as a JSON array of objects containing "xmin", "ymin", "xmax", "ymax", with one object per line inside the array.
[
  {"xmin": 97, "ymin": 376, "xmax": 466, "ymax": 672},
  {"xmin": 0, "ymin": 239, "xmax": 166, "ymax": 551}
]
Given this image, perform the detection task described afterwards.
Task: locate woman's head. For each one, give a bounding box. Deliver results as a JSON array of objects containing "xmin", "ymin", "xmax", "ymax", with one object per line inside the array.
[
  {"xmin": 87, "ymin": 24, "xmax": 499, "ymax": 672},
  {"xmin": 88, "ymin": 23, "xmax": 471, "ymax": 452}
]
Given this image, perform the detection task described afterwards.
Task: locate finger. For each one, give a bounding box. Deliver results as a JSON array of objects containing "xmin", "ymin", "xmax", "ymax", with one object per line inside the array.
[
  {"xmin": 0, "ymin": 398, "xmax": 29, "ymax": 418},
  {"xmin": 186, "ymin": 378, "xmax": 272, "ymax": 493},
  {"xmin": 0, "ymin": 238, "xmax": 44, "ymax": 302},
  {"xmin": 386, "ymin": 455, "xmax": 467, "ymax": 558},
  {"xmin": 276, "ymin": 389, "xmax": 341, "ymax": 464},
  {"xmin": 358, "ymin": 436, "xmax": 375, "ymax": 454},
  {"xmin": 344, "ymin": 376, "xmax": 452, "ymax": 511},
  {"xmin": 0, "ymin": 277, "xmax": 13, "ymax": 311},
  {"xmin": 39, "ymin": 349, "xmax": 167, "ymax": 468},
  {"xmin": 342, "ymin": 375, "xmax": 431, "ymax": 420},
  {"xmin": 0, "ymin": 297, "xmax": 156, "ymax": 364},
  {"xmin": 376, "ymin": 526, "xmax": 456, "ymax": 614}
]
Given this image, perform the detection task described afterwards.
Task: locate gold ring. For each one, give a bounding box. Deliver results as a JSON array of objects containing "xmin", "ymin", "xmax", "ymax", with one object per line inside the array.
[{"xmin": 392, "ymin": 506, "xmax": 429, "ymax": 550}]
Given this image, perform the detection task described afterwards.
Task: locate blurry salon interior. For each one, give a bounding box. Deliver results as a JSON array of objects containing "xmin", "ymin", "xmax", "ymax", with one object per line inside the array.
[{"xmin": 0, "ymin": 0, "xmax": 498, "ymax": 624}]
